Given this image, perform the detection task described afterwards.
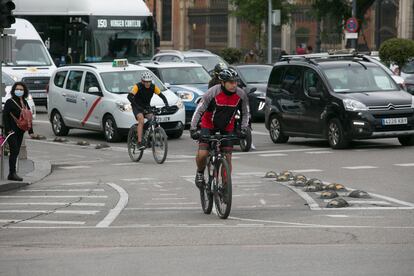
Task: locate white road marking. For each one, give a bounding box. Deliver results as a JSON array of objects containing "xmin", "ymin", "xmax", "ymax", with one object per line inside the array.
[
  {"xmin": 158, "ymin": 193, "xmax": 177, "ymax": 196},
  {"xmin": 322, "ymin": 207, "xmax": 414, "ymax": 210},
  {"xmin": 235, "ymin": 184, "xmax": 262, "ymax": 188},
  {"xmin": 233, "ymin": 147, "xmax": 326, "ymax": 156},
  {"xmin": 58, "ymin": 181, "xmax": 97, "ymax": 186},
  {"xmin": 342, "ymin": 166, "xmax": 378, "ymax": 170},
  {"xmin": 96, "ymin": 183, "xmax": 128, "ymax": 228},
  {"xmin": 290, "ymin": 169, "xmax": 323, "ymax": 173},
  {"xmin": 0, "ymin": 219, "xmax": 85, "ymax": 225},
  {"xmin": 151, "ymin": 198, "xmax": 186, "ymax": 200},
  {"xmin": 59, "ymin": 165, "xmax": 91, "ymax": 170},
  {"xmin": 0, "ymin": 202, "xmax": 105, "ymax": 207},
  {"xmin": 251, "ymin": 131, "xmax": 268, "ymax": 135},
  {"xmin": 33, "ymin": 120, "xmax": 51, "ymax": 124},
  {"xmin": 121, "ymin": 178, "xmax": 155, "ymax": 181},
  {"xmin": 260, "ymin": 199, "xmax": 266, "ymax": 205},
  {"xmin": 124, "ymin": 207, "xmax": 199, "ymax": 211},
  {"xmin": 330, "ymin": 200, "xmax": 391, "ymax": 205},
  {"xmin": 0, "ymin": 210, "xmax": 99, "ymax": 215},
  {"xmin": 305, "ymin": 151, "xmax": 333, "ymax": 154},
  {"xmin": 18, "ymin": 189, "xmax": 105, "ymax": 192},
  {"xmin": 394, "ymin": 163, "xmax": 414, "ymax": 167},
  {"xmin": 165, "ymin": 160, "xmax": 190, "ymax": 163},
  {"xmin": 113, "ymin": 163, "xmax": 135, "ymax": 166},
  {"xmin": 0, "ymin": 195, "xmax": 107, "ymax": 199},
  {"xmin": 144, "ymin": 202, "xmax": 197, "ymax": 205},
  {"xmin": 235, "ymin": 172, "xmax": 265, "ymax": 176},
  {"xmin": 279, "ymin": 183, "xmax": 321, "ymax": 210},
  {"xmin": 259, "ymin": 153, "xmax": 288, "ymax": 157},
  {"xmin": 326, "ymin": 215, "xmax": 349, "ymax": 218},
  {"xmin": 67, "ymin": 154, "xmax": 86, "ymax": 158},
  {"xmin": 367, "ymin": 192, "xmax": 414, "ymax": 208}
]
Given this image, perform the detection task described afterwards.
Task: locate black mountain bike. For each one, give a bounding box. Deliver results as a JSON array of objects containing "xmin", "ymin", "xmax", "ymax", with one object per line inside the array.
[
  {"xmin": 199, "ymin": 134, "xmax": 239, "ymax": 219},
  {"xmin": 127, "ymin": 107, "xmax": 168, "ymax": 164}
]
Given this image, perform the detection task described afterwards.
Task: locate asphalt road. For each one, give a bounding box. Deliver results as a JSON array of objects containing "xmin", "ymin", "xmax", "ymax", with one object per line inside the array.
[{"xmin": 0, "ymin": 108, "xmax": 413, "ymax": 275}]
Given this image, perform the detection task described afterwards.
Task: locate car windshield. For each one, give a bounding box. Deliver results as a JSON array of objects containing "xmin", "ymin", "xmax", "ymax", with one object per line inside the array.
[
  {"xmin": 160, "ymin": 67, "xmax": 211, "ymax": 85},
  {"xmin": 238, "ymin": 66, "xmax": 272, "ymax": 83},
  {"xmin": 184, "ymin": 56, "xmax": 225, "ymax": 72},
  {"xmin": 100, "ymin": 70, "xmax": 166, "ymax": 94},
  {"xmin": 87, "ymin": 30, "xmax": 153, "ymax": 63},
  {"xmin": 4, "ymin": 40, "xmax": 52, "ymax": 66},
  {"xmin": 402, "ymin": 61, "xmax": 414, "ymax": 74},
  {"xmin": 1, "ymin": 73, "xmax": 14, "ymax": 86},
  {"xmin": 324, "ymin": 65, "xmax": 398, "ymax": 93}
]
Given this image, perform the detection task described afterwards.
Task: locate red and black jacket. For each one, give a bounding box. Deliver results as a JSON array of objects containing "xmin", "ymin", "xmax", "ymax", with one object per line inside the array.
[{"xmin": 191, "ymin": 84, "xmax": 249, "ymax": 132}]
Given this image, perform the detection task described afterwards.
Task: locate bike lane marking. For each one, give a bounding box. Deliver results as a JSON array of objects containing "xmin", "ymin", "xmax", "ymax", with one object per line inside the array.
[{"xmin": 96, "ymin": 183, "xmax": 128, "ymax": 228}]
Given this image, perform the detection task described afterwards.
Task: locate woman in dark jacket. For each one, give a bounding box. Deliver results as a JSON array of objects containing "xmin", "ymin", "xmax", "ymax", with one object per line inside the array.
[{"xmin": 3, "ymin": 82, "xmax": 35, "ymax": 181}]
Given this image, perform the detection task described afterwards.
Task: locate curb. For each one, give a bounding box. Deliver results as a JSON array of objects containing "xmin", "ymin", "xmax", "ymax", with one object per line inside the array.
[{"xmin": 0, "ymin": 158, "xmax": 52, "ymax": 193}]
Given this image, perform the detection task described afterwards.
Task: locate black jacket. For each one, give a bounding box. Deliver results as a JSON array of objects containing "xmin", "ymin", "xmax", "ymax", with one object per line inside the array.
[{"xmin": 3, "ymin": 96, "xmax": 34, "ymax": 135}]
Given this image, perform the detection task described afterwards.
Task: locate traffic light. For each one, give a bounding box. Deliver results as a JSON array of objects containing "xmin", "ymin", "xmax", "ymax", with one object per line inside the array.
[{"xmin": 0, "ymin": 0, "xmax": 16, "ymax": 29}]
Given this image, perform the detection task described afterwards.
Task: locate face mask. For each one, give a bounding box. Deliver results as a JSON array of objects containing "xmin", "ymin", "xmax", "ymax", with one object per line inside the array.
[{"xmin": 14, "ymin": 90, "xmax": 24, "ymax": 97}]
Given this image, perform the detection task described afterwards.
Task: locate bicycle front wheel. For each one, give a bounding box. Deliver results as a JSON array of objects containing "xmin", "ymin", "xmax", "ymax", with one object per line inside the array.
[
  {"xmin": 152, "ymin": 126, "xmax": 168, "ymax": 164},
  {"xmin": 127, "ymin": 126, "xmax": 143, "ymax": 162},
  {"xmin": 213, "ymin": 158, "xmax": 232, "ymax": 219},
  {"xmin": 200, "ymin": 157, "xmax": 213, "ymax": 214}
]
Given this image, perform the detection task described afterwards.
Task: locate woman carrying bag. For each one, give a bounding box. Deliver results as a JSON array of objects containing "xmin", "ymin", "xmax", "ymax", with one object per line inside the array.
[{"xmin": 3, "ymin": 82, "xmax": 36, "ymax": 181}]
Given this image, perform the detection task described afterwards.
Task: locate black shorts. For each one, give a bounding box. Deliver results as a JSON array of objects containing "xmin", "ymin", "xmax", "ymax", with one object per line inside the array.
[
  {"xmin": 132, "ymin": 105, "xmax": 152, "ymax": 118},
  {"xmin": 198, "ymin": 128, "xmax": 234, "ymax": 153}
]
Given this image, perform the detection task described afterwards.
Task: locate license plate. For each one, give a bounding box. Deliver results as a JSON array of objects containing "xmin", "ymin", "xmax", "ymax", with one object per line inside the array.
[
  {"xmin": 382, "ymin": 117, "xmax": 408, "ymax": 125},
  {"xmin": 31, "ymin": 92, "xmax": 46, "ymax": 98},
  {"xmin": 156, "ymin": 116, "xmax": 170, "ymax": 123}
]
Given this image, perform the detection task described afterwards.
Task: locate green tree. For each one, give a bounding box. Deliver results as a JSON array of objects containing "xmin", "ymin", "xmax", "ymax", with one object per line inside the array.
[
  {"xmin": 230, "ymin": 0, "xmax": 294, "ymax": 50},
  {"xmin": 379, "ymin": 38, "xmax": 414, "ymax": 73}
]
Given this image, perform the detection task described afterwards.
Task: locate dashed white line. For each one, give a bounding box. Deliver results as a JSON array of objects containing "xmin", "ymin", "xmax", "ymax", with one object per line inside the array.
[
  {"xmin": 394, "ymin": 163, "xmax": 414, "ymax": 167},
  {"xmin": 0, "ymin": 195, "xmax": 107, "ymax": 199},
  {"xmin": 0, "ymin": 202, "xmax": 105, "ymax": 207},
  {"xmin": 326, "ymin": 215, "xmax": 349, "ymax": 218},
  {"xmin": 144, "ymin": 202, "xmax": 197, "ymax": 205},
  {"xmin": 259, "ymin": 153, "xmax": 288, "ymax": 157},
  {"xmin": 18, "ymin": 189, "xmax": 105, "ymax": 192},
  {"xmin": 113, "ymin": 163, "xmax": 135, "ymax": 166},
  {"xmin": 58, "ymin": 181, "xmax": 97, "ymax": 186},
  {"xmin": 0, "ymin": 219, "xmax": 85, "ymax": 225},
  {"xmin": 305, "ymin": 151, "xmax": 333, "ymax": 154},
  {"xmin": 151, "ymin": 198, "xmax": 186, "ymax": 200},
  {"xmin": 96, "ymin": 183, "xmax": 129, "ymax": 228},
  {"xmin": 322, "ymin": 200, "xmax": 391, "ymax": 205},
  {"xmin": 290, "ymin": 169, "xmax": 323, "ymax": 173},
  {"xmin": 342, "ymin": 166, "xmax": 378, "ymax": 170},
  {"xmin": 121, "ymin": 178, "xmax": 155, "ymax": 182},
  {"xmin": 59, "ymin": 165, "xmax": 91, "ymax": 170},
  {"xmin": 0, "ymin": 210, "xmax": 99, "ymax": 215}
]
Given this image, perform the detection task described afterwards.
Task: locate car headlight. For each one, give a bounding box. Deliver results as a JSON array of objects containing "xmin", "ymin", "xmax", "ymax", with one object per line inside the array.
[
  {"xmin": 116, "ymin": 102, "xmax": 132, "ymax": 112},
  {"xmin": 411, "ymin": 96, "xmax": 414, "ymax": 108},
  {"xmin": 343, "ymin": 98, "xmax": 368, "ymax": 111},
  {"xmin": 176, "ymin": 98, "xmax": 184, "ymax": 109},
  {"xmin": 253, "ymin": 91, "xmax": 266, "ymax": 99},
  {"xmin": 176, "ymin": 91, "xmax": 194, "ymax": 102}
]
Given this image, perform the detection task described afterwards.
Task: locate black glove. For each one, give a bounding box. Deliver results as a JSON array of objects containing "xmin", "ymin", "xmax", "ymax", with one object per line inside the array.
[
  {"xmin": 238, "ymin": 128, "xmax": 248, "ymax": 139},
  {"xmin": 190, "ymin": 129, "xmax": 200, "ymax": 140}
]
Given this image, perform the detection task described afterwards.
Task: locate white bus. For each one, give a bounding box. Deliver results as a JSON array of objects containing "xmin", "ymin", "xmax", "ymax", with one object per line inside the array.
[{"xmin": 13, "ymin": 0, "xmax": 156, "ymax": 65}]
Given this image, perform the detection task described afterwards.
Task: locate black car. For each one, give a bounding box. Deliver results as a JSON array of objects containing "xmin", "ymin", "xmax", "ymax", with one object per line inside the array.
[
  {"xmin": 234, "ymin": 64, "xmax": 273, "ymax": 120},
  {"xmin": 265, "ymin": 54, "xmax": 414, "ymax": 149}
]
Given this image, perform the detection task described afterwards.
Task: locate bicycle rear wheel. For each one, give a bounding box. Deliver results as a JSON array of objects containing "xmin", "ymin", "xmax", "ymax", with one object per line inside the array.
[
  {"xmin": 127, "ymin": 125, "xmax": 143, "ymax": 162},
  {"xmin": 213, "ymin": 158, "xmax": 232, "ymax": 219},
  {"xmin": 200, "ymin": 157, "xmax": 213, "ymax": 214},
  {"xmin": 152, "ymin": 126, "xmax": 168, "ymax": 164}
]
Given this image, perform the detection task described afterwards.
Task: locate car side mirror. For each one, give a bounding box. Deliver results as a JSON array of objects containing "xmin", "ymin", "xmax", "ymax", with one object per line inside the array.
[
  {"xmin": 164, "ymin": 83, "xmax": 171, "ymax": 89},
  {"xmin": 249, "ymin": 87, "xmax": 257, "ymax": 94},
  {"xmin": 88, "ymin": 87, "xmax": 102, "ymax": 96},
  {"xmin": 308, "ymin": 87, "xmax": 322, "ymax": 98}
]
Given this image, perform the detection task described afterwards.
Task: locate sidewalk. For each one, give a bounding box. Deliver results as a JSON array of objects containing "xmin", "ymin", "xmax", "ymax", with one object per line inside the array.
[{"xmin": 0, "ymin": 157, "xmax": 52, "ymax": 192}]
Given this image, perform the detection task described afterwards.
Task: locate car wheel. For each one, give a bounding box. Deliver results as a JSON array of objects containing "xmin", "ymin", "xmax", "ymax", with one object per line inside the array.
[
  {"xmin": 398, "ymin": 135, "xmax": 414, "ymax": 146},
  {"xmin": 51, "ymin": 110, "xmax": 69, "ymax": 136},
  {"xmin": 327, "ymin": 118, "xmax": 349, "ymax": 149},
  {"xmin": 103, "ymin": 115, "xmax": 121, "ymax": 142},
  {"xmin": 167, "ymin": 129, "xmax": 184, "ymax": 139},
  {"xmin": 269, "ymin": 115, "xmax": 289, "ymax": 143}
]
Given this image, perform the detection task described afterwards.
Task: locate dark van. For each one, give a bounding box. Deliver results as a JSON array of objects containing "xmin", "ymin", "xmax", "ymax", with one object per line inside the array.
[{"xmin": 264, "ymin": 54, "xmax": 414, "ymax": 149}]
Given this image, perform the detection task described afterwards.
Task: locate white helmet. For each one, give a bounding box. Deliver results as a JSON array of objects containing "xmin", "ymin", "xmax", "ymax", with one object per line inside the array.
[{"xmin": 141, "ymin": 72, "xmax": 153, "ymax": 82}]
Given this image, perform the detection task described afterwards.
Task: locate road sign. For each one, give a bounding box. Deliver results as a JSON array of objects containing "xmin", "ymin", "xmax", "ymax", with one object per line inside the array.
[
  {"xmin": 345, "ymin": 17, "xmax": 359, "ymax": 33},
  {"xmin": 345, "ymin": 32, "xmax": 358, "ymax": 39}
]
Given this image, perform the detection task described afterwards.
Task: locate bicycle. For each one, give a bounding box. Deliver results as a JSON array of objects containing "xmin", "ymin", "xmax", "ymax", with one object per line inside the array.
[
  {"xmin": 199, "ymin": 134, "xmax": 239, "ymax": 219},
  {"xmin": 127, "ymin": 107, "xmax": 168, "ymax": 164}
]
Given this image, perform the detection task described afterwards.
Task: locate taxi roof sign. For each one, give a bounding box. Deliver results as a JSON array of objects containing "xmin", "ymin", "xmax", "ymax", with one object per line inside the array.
[{"xmin": 112, "ymin": 59, "xmax": 128, "ymax": 67}]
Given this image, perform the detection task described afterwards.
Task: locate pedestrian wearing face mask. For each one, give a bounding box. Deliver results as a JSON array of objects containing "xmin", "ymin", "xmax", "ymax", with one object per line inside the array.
[{"xmin": 3, "ymin": 82, "xmax": 35, "ymax": 181}]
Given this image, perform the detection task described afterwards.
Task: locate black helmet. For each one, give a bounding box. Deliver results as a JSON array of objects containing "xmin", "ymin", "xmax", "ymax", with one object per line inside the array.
[
  {"xmin": 218, "ymin": 68, "xmax": 238, "ymax": 82},
  {"xmin": 213, "ymin": 62, "xmax": 228, "ymax": 75}
]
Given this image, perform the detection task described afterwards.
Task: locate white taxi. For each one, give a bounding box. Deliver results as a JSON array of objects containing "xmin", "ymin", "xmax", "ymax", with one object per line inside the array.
[{"xmin": 47, "ymin": 60, "xmax": 185, "ymax": 142}]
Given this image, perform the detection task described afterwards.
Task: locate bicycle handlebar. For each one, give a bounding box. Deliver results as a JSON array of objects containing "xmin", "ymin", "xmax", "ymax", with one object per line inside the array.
[{"xmin": 200, "ymin": 134, "xmax": 240, "ymax": 142}]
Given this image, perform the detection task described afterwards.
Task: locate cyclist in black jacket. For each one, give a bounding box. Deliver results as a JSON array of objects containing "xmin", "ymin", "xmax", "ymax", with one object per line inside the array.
[{"xmin": 208, "ymin": 62, "xmax": 228, "ymax": 89}]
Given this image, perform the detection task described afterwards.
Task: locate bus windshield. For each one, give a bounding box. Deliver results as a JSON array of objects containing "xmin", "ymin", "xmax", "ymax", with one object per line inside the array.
[
  {"xmin": 5, "ymin": 40, "xmax": 52, "ymax": 66},
  {"xmin": 87, "ymin": 30, "xmax": 153, "ymax": 63}
]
